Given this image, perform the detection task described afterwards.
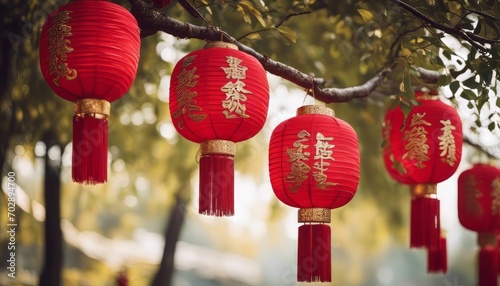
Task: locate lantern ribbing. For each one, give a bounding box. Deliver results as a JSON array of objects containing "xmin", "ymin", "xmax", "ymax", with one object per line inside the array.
[
  {"xmin": 382, "ymin": 90, "xmax": 462, "ymax": 274},
  {"xmin": 169, "ymin": 41, "xmax": 269, "ymax": 216},
  {"xmin": 39, "ymin": 0, "xmax": 140, "ymax": 184},
  {"xmin": 458, "ymin": 164, "xmax": 500, "ymax": 286},
  {"xmin": 269, "ymin": 105, "xmax": 360, "ymax": 282}
]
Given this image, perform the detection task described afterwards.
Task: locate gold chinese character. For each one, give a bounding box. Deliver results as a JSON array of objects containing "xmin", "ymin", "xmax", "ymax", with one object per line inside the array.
[
  {"xmin": 172, "ymin": 56, "xmax": 207, "ymax": 129},
  {"xmin": 491, "ymin": 177, "xmax": 500, "ymax": 216},
  {"xmin": 221, "ymin": 81, "xmax": 251, "ymax": 118},
  {"xmin": 313, "ymin": 132, "xmax": 337, "ymax": 189},
  {"xmin": 221, "ymin": 56, "xmax": 248, "ymax": 80},
  {"xmin": 438, "ymin": 119, "xmax": 457, "ymax": 166},
  {"xmin": 464, "ymin": 175, "xmax": 483, "ymax": 217},
  {"xmin": 403, "ymin": 113, "xmax": 431, "ymax": 168},
  {"xmin": 286, "ymin": 130, "xmax": 311, "ymax": 193},
  {"xmin": 48, "ymin": 10, "xmax": 77, "ymax": 86},
  {"xmin": 220, "ymin": 56, "xmax": 251, "ymax": 118}
]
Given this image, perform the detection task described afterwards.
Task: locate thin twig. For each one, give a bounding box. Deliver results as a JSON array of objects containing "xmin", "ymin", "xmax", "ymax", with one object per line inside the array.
[
  {"xmin": 390, "ymin": 0, "xmax": 500, "ymax": 53},
  {"xmin": 237, "ymin": 11, "xmax": 311, "ymax": 41}
]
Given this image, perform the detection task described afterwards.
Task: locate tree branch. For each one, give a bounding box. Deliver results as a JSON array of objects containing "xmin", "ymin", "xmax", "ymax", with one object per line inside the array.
[
  {"xmin": 237, "ymin": 11, "xmax": 311, "ymax": 41},
  {"xmin": 415, "ymin": 67, "xmax": 440, "ymax": 84},
  {"xmin": 390, "ymin": 0, "xmax": 500, "ymax": 53},
  {"xmin": 129, "ymin": 0, "xmax": 392, "ymax": 103},
  {"xmin": 463, "ymin": 135, "xmax": 500, "ymax": 159}
]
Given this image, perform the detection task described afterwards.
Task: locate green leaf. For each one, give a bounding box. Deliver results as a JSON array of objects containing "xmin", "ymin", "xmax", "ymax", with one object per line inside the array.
[
  {"xmin": 449, "ymin": 81, "xmax": 461, "ymax": 94},
  {"xmin": 403, "ymin": 73, "xmax": 414, "ymax": 99},
  {"xmin": 357, "ymin": 9, "xmax": 374, "ymax": 22},
  {"xmin": 460, "ymin": 89, "xmax": 477, "ymax": 100},
  {"xmin": 463, "ymin": 76, "xmax": 480, "ymax": 90},
  {"xmin": 238, "ymin": 0, "xmax": 267, "ymax": 27},
  {"xmin": 276, "ymin": 26, "xmax": 297, "ymax": 45},
  {"xmin": 437, "ymin": 74, "xmax": 451, "ymax": 86},
  {"xmin": 488, "ymin": 122, "xmax": 495, "ymax": 131},
  {"xmin": 442, "ymin": 49, "xmax": 452, "ymax": 60},
  {"xmin": 467, "ymin": 101, "xmax": 474, "ymax": 109},
  {"xmin": 400, "ymin": 101, "xmax": 412, "ymax": 118},
  {"xmin": 480, "ymin": 69, "xmax": 493, "ymax": 85}
]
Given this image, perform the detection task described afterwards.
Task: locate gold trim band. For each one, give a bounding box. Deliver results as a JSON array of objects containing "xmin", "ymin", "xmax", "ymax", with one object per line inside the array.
[
  {"xmin": 296, "ymin": 105, "xmax": 335, "ymax": 118},
  {"xmin": 411, "ymin": 183, "xmax": 437, "ymax": 198},
  {"xmin": 298, "ymin": 208, "xmax": 331, "ymax": 223},
  {"xmin": 200, "ymin": 140, "xmax": 236, "ymax": 156},
  {"xmin": 478, "ymin": 232, "xmax": 497, "ymax": 247},
  {"xmin": 74, "ymin": 99, "xmax": 110, "ymax": 117},
  {"xmin": 204, "ymin": 41, "xmax": 238, "ymax": 50}
]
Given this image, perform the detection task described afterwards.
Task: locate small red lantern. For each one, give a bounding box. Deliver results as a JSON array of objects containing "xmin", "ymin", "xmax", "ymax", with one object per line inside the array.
[
  {"xmin": 39, "ymin": 0, "xmax": 140, "ymax": 184},
  {"xmin": 382, "ymin": 90, "xmax": 462, "ymax": 258},
  {"xmin": 269, "ymin": 105, "xmax": 360, "ymax": 282},
  {"xmin": 169, "ymin": 42, "xmax": 269, "ymax": 216},
  {"xmin": 458, "ymin": 164, "xmax": 500, "ymax": 286}
]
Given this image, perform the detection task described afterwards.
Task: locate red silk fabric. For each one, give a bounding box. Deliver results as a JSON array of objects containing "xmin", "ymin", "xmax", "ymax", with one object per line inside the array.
[
  {"xmin": 39, "ymin": 0, "xmax": 140, "ymax": 103},
  {"xmin": 268, "ymin": 109, "xmax": 360, "ymax": 209},
  {"xmin": 458, "ymin": 164, "xmax": 500, "ymax": 232},
  {"xmin": 383, "ymin": 91, "xmax": 462, "ymax": 184},
  {"xmin": 169, "ymin": 45, "xmax": 269, "ymax": 143}
]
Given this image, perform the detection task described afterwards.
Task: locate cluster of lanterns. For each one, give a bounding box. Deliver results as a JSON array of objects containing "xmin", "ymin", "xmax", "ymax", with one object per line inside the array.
[{"xmin": 38, "ymin": 0, "xmax": 498, "ymax": 284}]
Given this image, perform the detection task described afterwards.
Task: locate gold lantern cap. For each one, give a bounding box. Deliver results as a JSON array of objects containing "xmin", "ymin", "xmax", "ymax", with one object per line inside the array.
[
  {"xmin": 297, "ymin": 105, "xmax": 335, "ymax": 118},
  {"xmin": 204, "ymin": 41, "xmax": 238, "ymax": 50}
]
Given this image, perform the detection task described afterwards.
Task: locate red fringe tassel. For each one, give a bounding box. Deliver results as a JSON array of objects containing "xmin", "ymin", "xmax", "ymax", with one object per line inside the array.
[
  {"xmin": 479, "ymin": 246, "xmax": 498, "ymax": 286},
  {"xmin": 72, "ymin": 115, "xmax": 108, "ymax": 184},
  {"xmin": 199, "ymin": 154, "xmax": 234, "ymax": 216},
  {"xmin": 427, "ymin": 233, "xmax": 447, "ymax": 273},
  {"xmin": 297, "ymin": 224, "xmax": 331, "ymax": 282},
  {"xmin": 410, "ymin": 197, "xmax": 440, "ymax": 249}
]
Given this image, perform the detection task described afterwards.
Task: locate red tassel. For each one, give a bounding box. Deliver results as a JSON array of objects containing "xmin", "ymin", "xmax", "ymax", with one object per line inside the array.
[
  {"xmin": 72, "ymin": 114, "xmax": 108, "ymax": 184},
  {"xmin": 427, "ymin": 233, "xmax": 447, "ymax": 273},
  {"xmin": 410, "ymin": 197, "xmax": 440, "ymax": 249},
  {"xmin": 479, "ymin": 246, "xmax": 498, "ymax": 286},
  {"xmin": 498, "ymin": 235, "xmax": 500, "ymax": 275},
  {"xmin": 199, "ymin": 154, "xmax": 234, "ymax": 216},
  {"xmin": 297, "ymin": 224, "xmax": 331, "ymax": 282}
]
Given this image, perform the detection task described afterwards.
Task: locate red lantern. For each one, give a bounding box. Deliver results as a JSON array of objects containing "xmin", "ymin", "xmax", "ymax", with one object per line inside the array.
[
  {"xmin": 269, "ymin": 105, "xmax": 360, "ymax": 282},
  {"xmin": 169, "ymin": 41, "xmax": 269, "ymax": 216},
  {"xmin": 458, "ymin": 164, "xmax": 500, "ymax": 286},
  {"xmin": 382, "ymin": 90, "xmax": 462, "ymax": 255},
  {"xmin": 39, "ymin": 0, "xmax": 140, "ymax": 184}
]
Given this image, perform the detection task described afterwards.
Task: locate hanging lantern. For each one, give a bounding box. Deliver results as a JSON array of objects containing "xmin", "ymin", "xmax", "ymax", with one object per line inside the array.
[
  {"xmin": 269, "ymin": 105, "xmax": 360, "ymax": 282},
  {"xmin": 169, "ymin": 41, "xmax": 269, "ymax": 216},
  {"xmin": 39, "ymin": 0, "xmax": 140, "ymax": 184},
  {"xmin": 458, "ymin": 164, "xmax": 500, "ymax": 286},
  {"xmin": 382, "ymin": 90, "xmax": 462, "ymax": 254}
]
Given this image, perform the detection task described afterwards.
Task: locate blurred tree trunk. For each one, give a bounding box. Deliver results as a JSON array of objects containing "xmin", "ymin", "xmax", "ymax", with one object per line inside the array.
[
  {"xmin": 151, "ymin": 190, "xmax": 187, "ymax": 286},
  {"xmin": 39, "ymin": 130, "xmax": 63, "ymax": 286}
]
